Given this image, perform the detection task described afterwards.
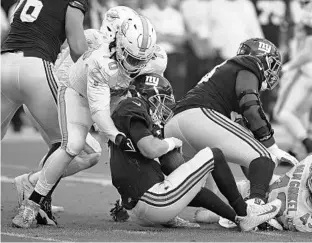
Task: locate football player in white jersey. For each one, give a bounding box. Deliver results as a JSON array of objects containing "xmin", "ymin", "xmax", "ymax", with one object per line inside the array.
[
  {"xmin": 12, "ymin": 14, "xmax": 158, "ymax": 228},
  {"xmin": 274, "ymin": 1, "xmax": 312, "ymax": 156},
  {"xmin": 14, "ymin": 6, "xmax": 168, "ymax": 220},
  {"xmin": 198, "ymin": 155, "xmax": 312, "ymax": 232}
]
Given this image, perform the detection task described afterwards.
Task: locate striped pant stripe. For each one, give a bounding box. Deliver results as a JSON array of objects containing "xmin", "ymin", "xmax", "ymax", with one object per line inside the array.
[
  {"xmin": 58, "ymin": 86, "xmax": 68, "ymax": 148},
  {"xmin": 202, "ymin": 108, "xmax": 271, "ymax": 158},
  {"xmin": 140, "ymin": 159, "xmax": 214, "ymax": 207},
  {"xmin": 43, "ymin": 60, "xmax": 58, "ymax": 104}
]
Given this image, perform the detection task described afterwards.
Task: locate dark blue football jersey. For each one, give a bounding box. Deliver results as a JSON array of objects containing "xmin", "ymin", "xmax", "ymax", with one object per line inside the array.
[
  {"xmin": 1, "ymin": 0, "xmax": 88, "ymax": 63},
  {"xmin": 110, "ymin": 97, "xmax": 164, "ymax": 209},
  {"xmin": 174, "ymin": 55, "xmax": 265, "ymax": 118}
]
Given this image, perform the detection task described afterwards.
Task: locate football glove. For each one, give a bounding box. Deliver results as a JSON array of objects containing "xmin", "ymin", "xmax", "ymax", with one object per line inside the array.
[
  {"xmin": 110, "ymin": 199, "xmax": 130, "ymax": 222},
  {"xmin": 115, "ymin": 134, "xmax": 136, "ymax": 152},
  {"xmin": 267, "ymin": 144, "xmax": 299, "ymax": 166}
]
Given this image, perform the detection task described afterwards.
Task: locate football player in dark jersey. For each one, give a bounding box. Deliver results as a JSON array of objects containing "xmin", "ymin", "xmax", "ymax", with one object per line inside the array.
[
  {"xmin": 164, "ymin": 38, "xmax": 298, "ymax": 212},
  {"xmin": 109, "ymin": 73, "xmax": 282, "ymax": 231},
  {"xmin": 2, "ymin": 0, "xmax": 89, "ymax": 228}
]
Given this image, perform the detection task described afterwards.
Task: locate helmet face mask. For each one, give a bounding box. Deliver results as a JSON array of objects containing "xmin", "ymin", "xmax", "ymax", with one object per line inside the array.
[
  {"xmin": 264, "ymin": 55, "xmax": 282, "ymax": 90},
  {"xmin": 148, "ymin": 94, "xmax": 175, "ymax": 125},
  {"xmin": 131, "ymin": 73, "xmax": 175, "ymax": 125}
]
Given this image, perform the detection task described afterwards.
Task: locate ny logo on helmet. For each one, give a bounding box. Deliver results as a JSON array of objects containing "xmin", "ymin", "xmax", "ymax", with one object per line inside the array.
[
  {"xmin": 258, "ymin": 42, "xmax": 272, "ymax": 53},
  {"xmin": 145, "ymin": 76, "xmax": 159, "ymax": 86}
]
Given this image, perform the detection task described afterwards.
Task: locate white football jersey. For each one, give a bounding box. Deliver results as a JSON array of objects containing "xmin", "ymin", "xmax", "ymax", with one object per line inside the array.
[
  {"xmin": 54, "ymin": 29, "xmax": 109, "ymax": 82},
  {"xmin": 268, "ymin": 156, "xmax": 312, "ymax": 232},
  {"xmin": 67, "ymin": 42, "xmax": 167, "ymax": 135}
]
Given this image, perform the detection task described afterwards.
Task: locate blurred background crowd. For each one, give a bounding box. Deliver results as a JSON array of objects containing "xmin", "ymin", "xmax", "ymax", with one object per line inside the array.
[{"xmin": 0, "ymin": 0, "xmax": 305, "ymax": 133}]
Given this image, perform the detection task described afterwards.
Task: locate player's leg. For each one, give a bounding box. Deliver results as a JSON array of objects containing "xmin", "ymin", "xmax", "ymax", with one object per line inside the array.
[
  {"xmin": 12, "ymin": 86, "xmax": 93, "ymax": 228},
  {"xmin": 1, "ymin": 52, "xmax": 24, "ymax": 139},
  {"xmin": 164, "ymin": 108, "xmax": 276, "ymax": 203},
  {"xmin": 130, "ymin": 148, "xmax": 214, "ymax": 225},
  {"xmin": 274, "ymin": 71, "xmax": 312, "ymax": 153}
]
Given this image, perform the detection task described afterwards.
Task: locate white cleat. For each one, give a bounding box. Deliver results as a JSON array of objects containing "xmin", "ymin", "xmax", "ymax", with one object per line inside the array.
[
  {"xmin": 194, "ymin": 209, "xmax": 220, "ymax": 224},
  {"xmin": 14, "ymin": 173, "xmax": 34, "ymax": 206},
  {"xmin": 237, "ymin": 198, "xmax": 282, "ymax": 232},
  {"xmin": 218, "ymin": 217, "xmax": 237, "ymax": 229},
  {"xmin": 163, "ymin": 216, "xmax": 200, "ymax": 228},
  {"xmin": 14, "ymin": 173, "xmax": 64, "ymax": 213}
]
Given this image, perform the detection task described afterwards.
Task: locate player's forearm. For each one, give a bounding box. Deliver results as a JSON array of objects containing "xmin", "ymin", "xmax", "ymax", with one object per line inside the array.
[
  {"xmin": 137, "ymin": 136, "xmax": 177, "ymax": 159},
  {"xmin": 92, "ymin": 110, "xmax": 121, "ymax": 143}
]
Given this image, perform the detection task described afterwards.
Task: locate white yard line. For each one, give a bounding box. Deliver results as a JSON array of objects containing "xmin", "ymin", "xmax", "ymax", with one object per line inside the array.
[{"xmin": 0, "ymin": 232, "xmax": 66, "ymax": 242}]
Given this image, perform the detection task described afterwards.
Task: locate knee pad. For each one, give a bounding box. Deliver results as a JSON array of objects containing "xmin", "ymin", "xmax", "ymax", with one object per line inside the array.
[{"xmin": 62, "ymin": 137, "xmax": 85, "ymax": 156}]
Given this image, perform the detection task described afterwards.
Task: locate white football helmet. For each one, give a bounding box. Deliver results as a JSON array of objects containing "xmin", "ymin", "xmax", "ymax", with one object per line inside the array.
[
  {"xmin": 116, "ymin": 15, "xmax": 157, "ymax": 75},
  {"xmin": 100, "ymin": 6, "xmax": 138, "ymax": 43}
]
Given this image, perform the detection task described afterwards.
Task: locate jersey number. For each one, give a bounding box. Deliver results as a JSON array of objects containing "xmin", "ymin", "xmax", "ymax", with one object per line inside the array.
[
  {"xmin": 198, "ymin": 61, "xmax": 227, "ymax": 85},
  {"xmin": 20, "ymin": 0, "xmax": 43, "ymax": 23}
]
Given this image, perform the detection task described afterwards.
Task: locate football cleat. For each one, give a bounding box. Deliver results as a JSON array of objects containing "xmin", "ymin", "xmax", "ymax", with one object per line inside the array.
[
  {"xmin": 36, "ymin": 197, "xmax": 57, "ymax": 226},
  {"xmin": 162, "ymin": 216, "xmax": 200, "ymax": 228},
  {"xmin": 218, "ymin": 217, "xmax": 237, "ymax": 229},
  {"xmin": 14, "ymin": 173, "xmax": 34, "ymax": 206},
  {"xmin": 236, "ymin": 198, "xmax": 282, "ymax": 232},
  {"xmin": 194, "ymin": 209, "xmax": 220, "ymax": 224},
  {"xmin": 110, "ymin": 199, "xmax": 130, "ymax": 222},
  {"xmin": 12, "ymin": 199, "xmax": 40, "ymax": 228}
]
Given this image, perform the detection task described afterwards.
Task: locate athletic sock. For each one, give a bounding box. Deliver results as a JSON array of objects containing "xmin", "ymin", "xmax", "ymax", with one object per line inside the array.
[
  {"xmin": 189, "ymin": 187, "xmax": 237, "ymax": 222},
  {"xmin": 210, "ymin": 148, "xmax": 247, "ymax": 216},
  {"xmin": 248, "ymin": 157, "xmax": 275, "ymax": 201}
]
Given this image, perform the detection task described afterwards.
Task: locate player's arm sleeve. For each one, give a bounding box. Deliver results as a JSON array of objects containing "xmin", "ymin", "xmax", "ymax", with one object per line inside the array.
[
  {"xmin": 236, "ymin": 70, "xmax": 275, "ymax": 147},
  {"xmin": 86, "ymin": 59, "xmax": 121, "ymax": 143},
  {"xmin": 283, "ymin": 37, "xmax": 312, "ymax": 72},
  {"xmin": 65, "ymin": 4, "xmax": 88, "ymax": 62},
  {"xmin": 130, "ymin": 119, "xmax": 174, "ymax": 159}
]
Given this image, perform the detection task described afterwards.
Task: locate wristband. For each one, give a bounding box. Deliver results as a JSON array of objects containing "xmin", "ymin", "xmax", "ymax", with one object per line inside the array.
[{"xmin": 163, "ymin": 138, "xmax": 175, "ymax": 153}]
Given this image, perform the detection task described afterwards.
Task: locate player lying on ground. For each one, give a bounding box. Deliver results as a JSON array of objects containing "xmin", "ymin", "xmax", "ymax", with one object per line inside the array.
[
  {"xmin": 11, "ymin": 14, "xmax": 157, "ymax": 228},
  {"xmin": 274, "ymin": 0, "xmax": 312, "ymax": 156},
  {"xmin": 1, "ymin": 0, "xmax": 89, "ymax": 225},
  {"xmin": 109, "ymin": 72, "xmax": 282, "ymax": 232},
  {"xmin": 163, "ymin": 38, "xmax": 298, "ymax": 214},
  {"xmin": 13, "ymin": 6, "xmax": 168, "ymax": 225},
  {"xmin": 196, "ymin": 155, "xmax": 312, "ymax": 232}
]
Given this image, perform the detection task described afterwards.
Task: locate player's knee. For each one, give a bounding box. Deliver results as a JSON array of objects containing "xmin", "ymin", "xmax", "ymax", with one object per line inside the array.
[
  {"xmin": 63, "ymin": 139, "xmax": 85, "ymax": 156},
  {"xmin": 210, "ymin": 147, "xmax": 225, "ymax": 162},
  {"xmin": 249, "ymin": 156, "xmax": 275, "ymax": 171}
]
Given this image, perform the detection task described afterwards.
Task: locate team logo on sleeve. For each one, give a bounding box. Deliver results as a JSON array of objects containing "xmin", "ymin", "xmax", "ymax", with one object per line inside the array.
[
  {"xmin": 145, "ymin": 76, "xmax": 159, "ymax": 86},
  {"xmin": 258, "ymin": 42, "xmax": 272, "ymax": 53}
]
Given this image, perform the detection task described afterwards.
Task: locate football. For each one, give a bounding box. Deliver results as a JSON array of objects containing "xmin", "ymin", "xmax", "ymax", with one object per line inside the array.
[{"xmin": 159, "ymin": 148, "xmax": 185, "ymax": 176}]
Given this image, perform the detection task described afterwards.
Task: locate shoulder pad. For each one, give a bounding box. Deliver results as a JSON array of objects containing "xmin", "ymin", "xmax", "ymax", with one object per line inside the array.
[
  {"xmin": 69, "ymin": 0, "xmax": 89, "ymax": 14},
  {"xmin": 230, "ymin": 55, "xmax": 265, "ymax": 85},
  {"xmin": 84, "ymin": 47, "xmax": 118, "ymax": 76}
]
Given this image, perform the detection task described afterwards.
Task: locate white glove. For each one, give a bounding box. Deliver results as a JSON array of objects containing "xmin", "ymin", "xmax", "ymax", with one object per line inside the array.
[{"xmin": 267, "ymin": 144, "xmax": 299, "ymax": 166}]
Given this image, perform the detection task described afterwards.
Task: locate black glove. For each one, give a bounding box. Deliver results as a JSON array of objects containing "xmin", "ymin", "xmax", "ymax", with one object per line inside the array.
[
  {"xmin": 110, "ymin": 199, "xmax": 130, "ymax": 222},
  {"xmin": 115, "ymin": 134, "xmax": 136, "ymax": 152}
]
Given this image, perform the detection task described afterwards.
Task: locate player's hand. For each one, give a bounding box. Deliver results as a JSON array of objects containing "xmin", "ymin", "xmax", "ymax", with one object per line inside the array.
[
  {"xmin": 267, "ymin": 144, "xmax": 299, "ymax": 166},
  {"xmin": 115, "ymin": 134, "xmax": 136, "ymax": 152},
  {"xmin": 171, "ymin": 137, "xmax": 183, "ymax": 149}
]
